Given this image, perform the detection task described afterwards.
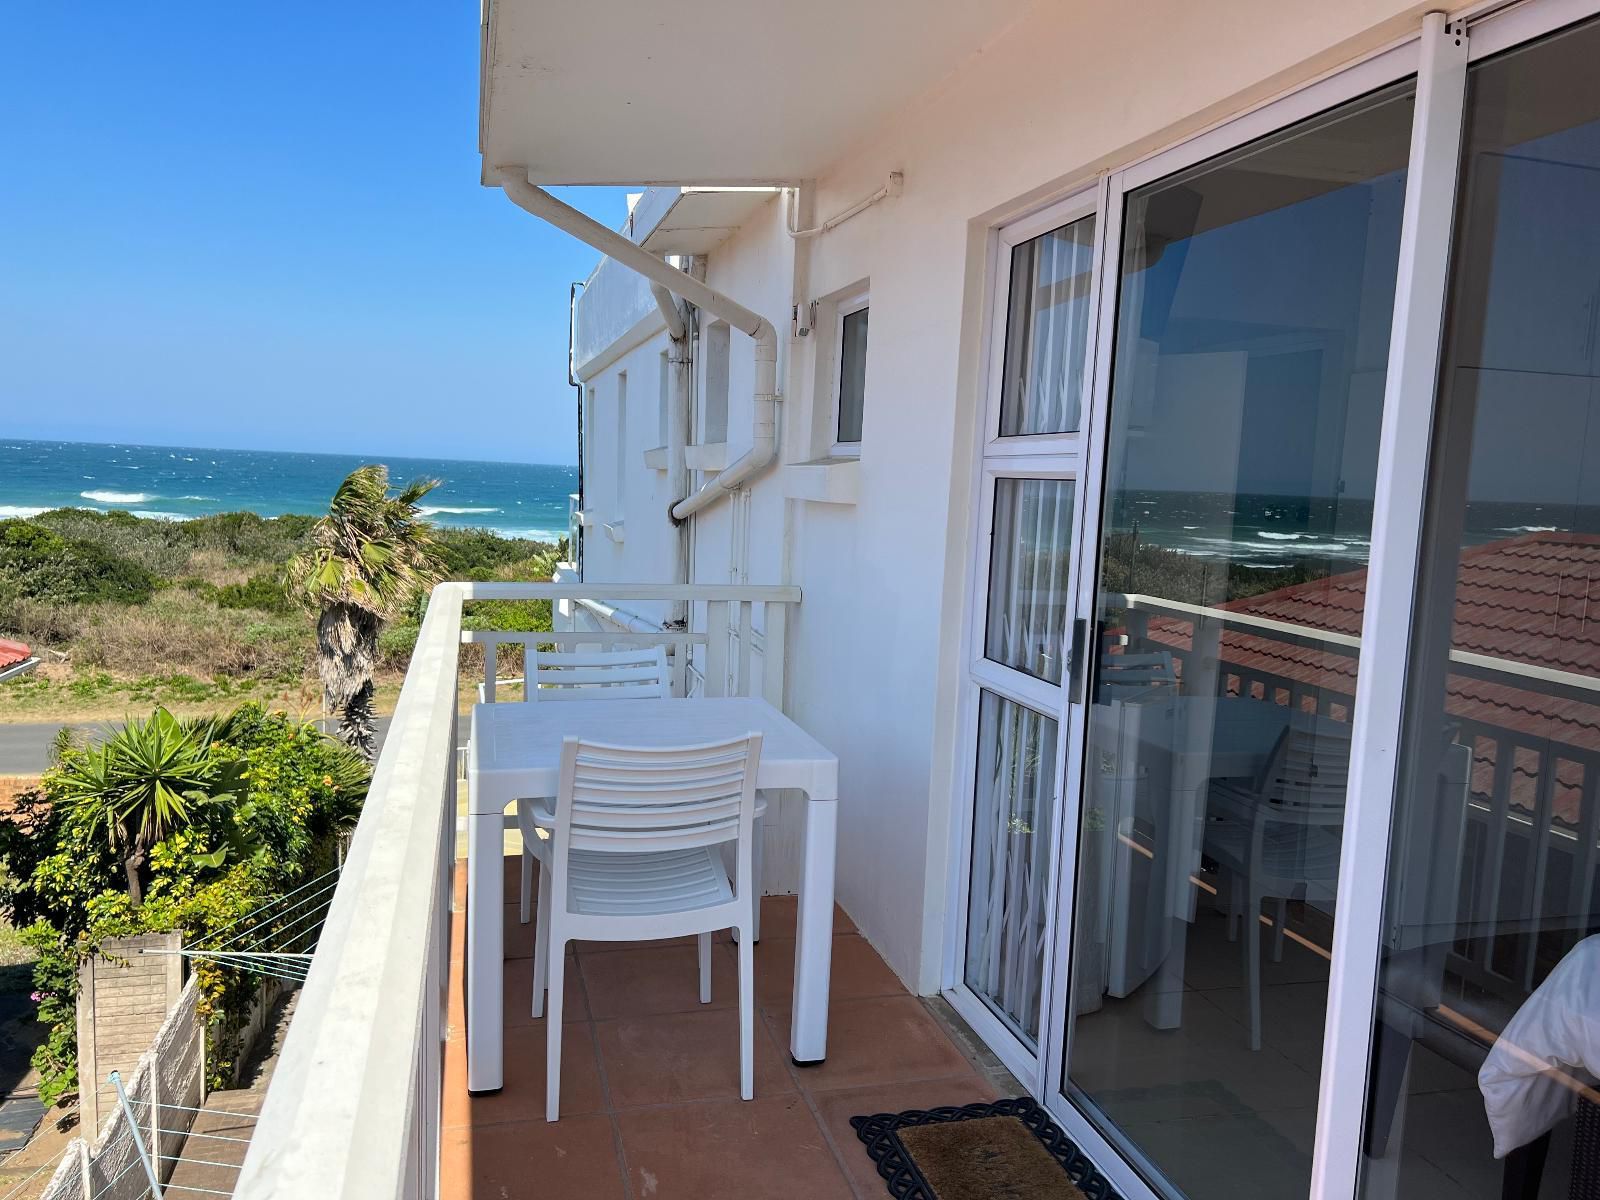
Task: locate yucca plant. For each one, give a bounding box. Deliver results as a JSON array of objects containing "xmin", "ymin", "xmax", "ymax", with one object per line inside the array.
[
  {"xmin": 52, "ymin": 707, "xmax": 242, "ymax": 905},
  {"xmin": 286, "ymin": 465, "xmax": 446, "ymax": 759}
]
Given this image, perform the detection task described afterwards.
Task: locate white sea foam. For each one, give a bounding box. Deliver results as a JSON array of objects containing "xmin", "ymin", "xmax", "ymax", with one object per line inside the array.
[
  {"xmin": 179, "ymin": 495, "xmax": 214, "ymax": 502},
  {"xmin": 1256, "ymin": 531, "xmax": 1303, "ymax": 541},
  {"xmin": 0, "ymin": 505, "xmax": 48, "ymax": 519},
  {"xmin": 132, "ymin": 510, "xmax": 192, "ymax": 522},
  {"xmin": 1497, "ymin": 525, "xmax": 1558, "ymax": 534},
  {"xmin": 81, "ymin": 490, "xmax": 152, "ymax": 504},
  {"xmin": 419, "ymin": 505, "xmax": 501, "ymax": 516}
]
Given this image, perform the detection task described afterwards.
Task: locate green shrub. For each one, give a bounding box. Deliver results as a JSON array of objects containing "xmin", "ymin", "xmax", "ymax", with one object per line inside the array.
[
  {"xmin": 0, "ymin": 520, "xmax": 156, "ymax": 605},
  {"xmin": 0, "ymin": 702, "xmax": 369, "ymax": 1103},
  {"xmin": 213, "ymin": 570, "xmax": 292, "ymax": 613}
]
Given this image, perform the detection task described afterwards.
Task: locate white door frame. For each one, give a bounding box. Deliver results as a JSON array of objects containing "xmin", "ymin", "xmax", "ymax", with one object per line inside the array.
[{"xmin": 943, "ymin": 183, "xmax": 1107, "ymax": 1090}]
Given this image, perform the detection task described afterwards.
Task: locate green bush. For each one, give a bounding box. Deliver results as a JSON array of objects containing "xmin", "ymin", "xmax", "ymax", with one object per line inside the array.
[
  {"xmin": 0, "ymin": 519, "xmax": 156, "ymax": 605},
  {"xmin": 0, "ymin": 702, "xmax": 369, "ymax": 1103},
  {"xmin": 213, "ymin": 570, "xmax": 293, "ymax": 613},
  {"xmin": 435, "ymin": 527, "xmax": 554, "ymax": 578}
]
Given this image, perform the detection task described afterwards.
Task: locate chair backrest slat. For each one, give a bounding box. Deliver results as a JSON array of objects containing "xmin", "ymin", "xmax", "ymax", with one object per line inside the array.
[
  {"xmin": 554, "ymin": 733, "xmax": 763, "ymax": 856},
  {"xmin": 1257, "ymin": 719, "xmax": 1353, "ymax": 812},
  {"xmin": 531, "ymin": 645, "xmax": 671, "ymax": 701}
]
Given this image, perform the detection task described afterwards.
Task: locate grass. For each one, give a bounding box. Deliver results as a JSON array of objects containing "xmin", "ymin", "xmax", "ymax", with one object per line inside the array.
[{"xmin": 0, "ymin": 508, "xmax": 562, "ymax": 727}]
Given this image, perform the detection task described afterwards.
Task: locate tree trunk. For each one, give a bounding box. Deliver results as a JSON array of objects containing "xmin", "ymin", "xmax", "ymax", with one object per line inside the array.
[{"xmin": 316, "ymin": 603, "xmax": 382, "ymax": 759}]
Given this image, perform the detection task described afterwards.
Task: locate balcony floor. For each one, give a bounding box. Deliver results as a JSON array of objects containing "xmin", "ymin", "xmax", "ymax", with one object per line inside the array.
[{"xmin": 445, "ymin": 855, "xmax": 999, "ymax": 1200}]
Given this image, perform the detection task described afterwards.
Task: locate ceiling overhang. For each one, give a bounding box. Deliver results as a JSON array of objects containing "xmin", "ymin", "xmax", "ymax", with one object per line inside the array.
[{"xmin": 479, "ymin": 0, "xmax": 1034, "ymax": 186}]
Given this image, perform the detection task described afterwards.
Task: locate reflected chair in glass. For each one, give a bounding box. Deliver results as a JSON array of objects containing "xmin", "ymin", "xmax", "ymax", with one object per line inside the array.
[{"xmin": 1203, "ymin": 719, "xmax": 1352, "ymax": 1050}]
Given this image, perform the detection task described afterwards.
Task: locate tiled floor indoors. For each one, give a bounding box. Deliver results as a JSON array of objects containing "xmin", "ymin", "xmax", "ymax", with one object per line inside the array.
[{"xmin": 443, "ymin": 854, "xmax": 1003, "ymax": 1200}]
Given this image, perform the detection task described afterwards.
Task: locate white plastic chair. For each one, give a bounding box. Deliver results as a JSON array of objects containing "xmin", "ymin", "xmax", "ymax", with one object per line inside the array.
[
  {"xmin": 509, "ymin": 646, "xmax": 672, "ymax": 921},
  {"xmin": 509, "ymin": 645, "xmax": 765, "ymax": 942},
  {"xmin": 537, "ymin": 732, "xmax": 763, "ymax": 1120}
]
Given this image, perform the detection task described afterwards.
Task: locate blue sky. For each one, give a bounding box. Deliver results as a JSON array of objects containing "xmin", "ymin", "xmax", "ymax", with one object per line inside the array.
[{"xmin": 0, "ymin": 4, "xmax": 629, "ymax": 466}]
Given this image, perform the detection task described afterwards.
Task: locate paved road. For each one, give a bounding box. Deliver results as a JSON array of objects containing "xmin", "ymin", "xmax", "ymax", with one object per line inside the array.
[
  {"xmin": 0, "ymin": 723, "xmax": 103, "ymax": 776},
  {"xmin": 0, "ymin": 717, "xmax": 393, "ymax": 776}
]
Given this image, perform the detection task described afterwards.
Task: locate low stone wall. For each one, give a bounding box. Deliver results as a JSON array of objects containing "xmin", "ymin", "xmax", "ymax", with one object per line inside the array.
[
  {"xmin": 75, "ymin": 933, "xmax": 186, "ymax": 1137},
  {"xmin": 39, "ymin": 975, "xmax": 204, "ymax": 1200}
]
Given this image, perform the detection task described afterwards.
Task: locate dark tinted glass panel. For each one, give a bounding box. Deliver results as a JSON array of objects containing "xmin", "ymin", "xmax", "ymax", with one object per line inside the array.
[
  {"xmin": 1065, "ymin": 83, "xmax": 1414, "ymax": 1200},
  {"xmin": 1360, "ymin": 20, "xmax": 1600, "ymax": 1200}
]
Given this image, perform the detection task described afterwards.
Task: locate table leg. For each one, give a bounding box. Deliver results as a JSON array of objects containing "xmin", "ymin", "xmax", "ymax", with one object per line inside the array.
[
  {"xmin": 466, "ymin": 801, "xmax": 504, "ymax": 1094},
  {"xmin": 790, "ymin": 798, "xmax": 838, "ymax": 1066}
]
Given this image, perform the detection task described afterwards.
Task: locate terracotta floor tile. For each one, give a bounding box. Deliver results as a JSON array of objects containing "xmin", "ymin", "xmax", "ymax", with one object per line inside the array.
[
  {"xmin": 808, "ymin": 1075, "xmax": 999, "ymax": 1196},
  {"xmin": 504, "ymin": 957, "xmax": 588, "ymax": 1026},
  {"xmin": 759, "ymin": 894, "xmax": 856, "ymax": 938},
  {"xmin": 747, "ymin": 934, "xmax": 905, "ymax": 1010},
  {"xmin": 444, "ymin": 1021, "xmax": 606, "ymax": 1127},
  {"xmin": 581, "ymin": 942, "xmax": 739, "ymax": 1019},
  {"xmin": 765, "ymin": 997, "xmax": 974, "ymax": 1094},
  {"xmin": 445, "ymin": 951, "xmax": 585, "ymax": 1033},
  {"xmin": 595, "ymin": 1007, "xmax": 796, "ymax": 1108},
  {"xmin": 616, "ymin": 1095, "xmax": 853, "ymax": 1200},
  {"xmin": 442, "ymin": 1114, "xmax": 625, "ymax": 1200}
]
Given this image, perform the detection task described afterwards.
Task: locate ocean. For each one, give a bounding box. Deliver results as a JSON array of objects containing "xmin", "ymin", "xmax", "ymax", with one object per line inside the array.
[
  {"xmin": 0, "ymin": 439, "xmax": 577, "ymax": 542},
  {"xmin": 1105, "ymin": 488, "xmax": 1597, "ymax": 573}
]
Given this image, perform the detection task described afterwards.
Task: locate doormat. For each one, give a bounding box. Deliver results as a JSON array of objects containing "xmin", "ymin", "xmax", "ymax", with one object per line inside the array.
[{"xmin": 850, "ymin": 1097, "xmax": 1121, "ymax": 1200}]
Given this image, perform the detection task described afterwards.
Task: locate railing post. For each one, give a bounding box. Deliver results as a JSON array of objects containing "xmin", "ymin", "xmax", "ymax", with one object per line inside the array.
[
  {"xmin": 483, "ymin": 642, "xmax": 497, "ymax": 705},
  {"xmin": 738, "ymin": 601, "xmax": 754, "ymax": 698},
  {"xmin": 763, "ymin": 603, "xmax": 787, "ymax": 711},
  {"xmin": 706, "ymin": 602, "xmax": 730, "ymax": 698}
]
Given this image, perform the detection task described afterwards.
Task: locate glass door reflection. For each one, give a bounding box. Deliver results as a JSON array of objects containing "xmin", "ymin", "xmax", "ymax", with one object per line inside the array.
[{"xmin": 1063, "ymin": 84, "xmax": 1415, "ymax": 1200}]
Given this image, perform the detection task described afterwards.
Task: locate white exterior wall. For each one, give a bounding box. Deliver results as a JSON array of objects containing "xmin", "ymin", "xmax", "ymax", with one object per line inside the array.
[{"xmin": 569, "ymin": 0, "xmax": 1464, "ymax": 993}]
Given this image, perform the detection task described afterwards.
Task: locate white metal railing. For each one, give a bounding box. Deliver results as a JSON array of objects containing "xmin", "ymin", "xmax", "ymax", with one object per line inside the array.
[{"xmin": 232, "ymin": 580, "xmax": 799, "ymax": 1200}]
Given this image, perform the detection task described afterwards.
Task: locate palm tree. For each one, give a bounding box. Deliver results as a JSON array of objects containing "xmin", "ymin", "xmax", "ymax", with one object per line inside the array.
[
  {"xmin": 287, "ymin": 465, "xmax": 445, "ymax": 758},
  {"xmin": 52, "ymin": 707, "xmax": 242, "ymax": 905}
]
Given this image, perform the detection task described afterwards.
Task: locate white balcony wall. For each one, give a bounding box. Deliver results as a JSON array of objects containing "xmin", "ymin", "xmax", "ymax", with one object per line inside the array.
[{"xmin": 567, "ymin": 0, "xmax": 1470, "ymax": 994}]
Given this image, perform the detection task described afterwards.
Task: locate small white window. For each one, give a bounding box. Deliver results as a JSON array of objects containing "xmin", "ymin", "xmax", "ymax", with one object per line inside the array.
[
  {"xmin": 657, "ymin": 351, "xmax": 669, "ymax": 447},
  {"xmin": 702, "ymin": 321, "xmax": 730, "ymax": 444},
  {"xmin": 614, "ymin": 371, "xmax": 627, "ymax": 519},
  {"xmin": 833, "ymin": 293, "xmax": 869, "ymax": 452}
]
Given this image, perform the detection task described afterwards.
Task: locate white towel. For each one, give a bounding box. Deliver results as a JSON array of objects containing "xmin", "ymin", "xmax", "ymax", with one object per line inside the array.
[{"xmin": 1478, "ymin": 934, "xmax": 1600, "ymax": 1158}]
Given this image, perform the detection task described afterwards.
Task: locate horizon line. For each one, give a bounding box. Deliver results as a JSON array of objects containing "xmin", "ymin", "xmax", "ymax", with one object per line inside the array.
[{"xmin": 3, "ymin": 434, "xmax": 578, "ymax": 472}]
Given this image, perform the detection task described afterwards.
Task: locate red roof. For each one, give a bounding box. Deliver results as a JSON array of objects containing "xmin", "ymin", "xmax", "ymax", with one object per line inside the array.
[
  {"xmin": 0, "ymin": 639, "xmax": 31, "ymax": 670},
  {"xmin": 1141, "ymin": 531, "xmax": 1600, "ymax": 827}
]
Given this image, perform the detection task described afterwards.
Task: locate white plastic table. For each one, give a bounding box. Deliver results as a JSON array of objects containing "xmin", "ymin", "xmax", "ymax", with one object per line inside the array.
[{"xmin": 464, "ymin": 696, "xmax": 840, "ymax": 1094}]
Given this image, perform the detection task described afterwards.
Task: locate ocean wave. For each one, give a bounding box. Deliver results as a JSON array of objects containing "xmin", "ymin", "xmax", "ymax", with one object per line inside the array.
[
  {"xmin": 1497, "ymin": 525, "xmax": 1558, "ymax": 533},
  {"xmin": 0, "ymin": 505, "xmax": 48, "ymax": 519},
  {"xmin": 419, "ymin": 505, "xmax": 502, "ymax": 516},
  {"xmin": 81, "ymin": 490, "xmax": 152, "ymax": 504},
  {"xmin": 1256, "ymin": 531, "xmax": 1306, "ymax": 541},
  {"xmin": 491, "ymin": 527, "xmax": 566, "ymax": 542},
  {"xmin": 132, "ymin": 510, "xmax": 192, "ymax": 522},
  {"xmin": 178, "ymin": 495, "xmax": 214, "ymax": 502}
]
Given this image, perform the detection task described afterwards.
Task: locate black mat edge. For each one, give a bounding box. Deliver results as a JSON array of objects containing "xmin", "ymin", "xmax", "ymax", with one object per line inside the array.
[{"xmin": 848, "ymin": 1097, "xmax": 1122, "ymax": 1200}]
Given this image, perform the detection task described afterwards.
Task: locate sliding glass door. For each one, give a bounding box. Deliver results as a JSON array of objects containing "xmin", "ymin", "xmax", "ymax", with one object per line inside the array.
[
  {"xmin": 950, "ymin": 8, "xmax": 1600, "ymax": 1199},
  {"xmin": 1359, "ymin": 16, "xmax": 1600, "ymax": 1198},
  {"xmin": 1059, "ymin": 83, "xmax": 1415, "ymax": 1200}
]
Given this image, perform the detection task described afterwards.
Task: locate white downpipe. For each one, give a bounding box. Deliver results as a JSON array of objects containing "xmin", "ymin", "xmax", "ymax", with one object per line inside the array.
[
  {"xmin": 649, "ymin": 280, "xmax": 687, "ymax": 341},
  {"xmin": 671, "ymin": 322, "xmax": 777, "ymax": 522},
  {"xmin": 497, "ymin": 171, "xmax": 779, "ymax": 525}
]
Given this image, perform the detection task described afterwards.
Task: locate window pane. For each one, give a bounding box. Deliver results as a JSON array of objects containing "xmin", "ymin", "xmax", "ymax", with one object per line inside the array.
[
  {"xmin": 1360, "ymin": 20, "xmax": 1600, "ymax": 1200},
  {"xmin": 837, "ymin": 306, "xmax": 868, "ymax": 444},
  {"xmin": 1065, "ymin": 82, "xmax": 1414, "ymax": 1200},
  {"xmin": 967, "ymin": 690, "xmax": 1059, "ymax": 1045},
  {"xmin": 999, "ymin": 216, "xmax": 1096, "ymax": 436},
  {"xmin": 985, "ymin": 478, "xmax": 1076, "ymax": 684}
]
